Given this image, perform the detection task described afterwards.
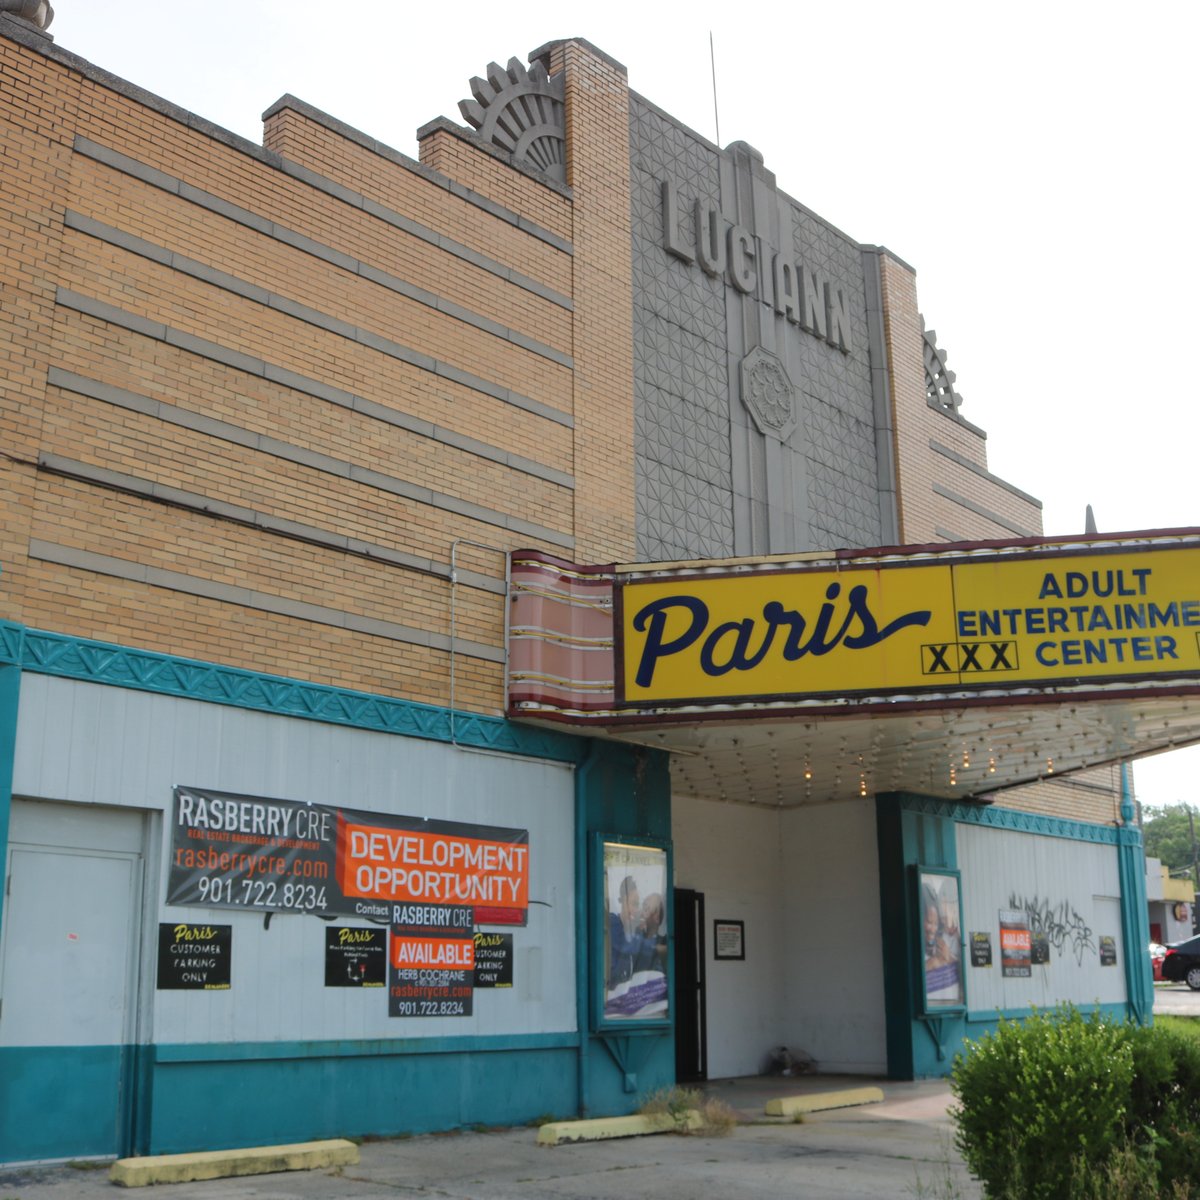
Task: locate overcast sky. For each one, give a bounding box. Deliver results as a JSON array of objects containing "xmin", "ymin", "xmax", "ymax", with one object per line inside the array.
[{"xmin": 43, "ymin": 1, "xmax": 1200, "ymax": 807}]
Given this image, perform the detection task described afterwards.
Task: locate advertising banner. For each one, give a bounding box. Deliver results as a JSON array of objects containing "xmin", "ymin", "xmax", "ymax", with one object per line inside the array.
[
  {"xmin": 167, "ymin": 786, "xmax": 529, "ymax": 924},
  {"xmin": 617, "ymin": 545, "xmax": 1200, "ymax": 707}
]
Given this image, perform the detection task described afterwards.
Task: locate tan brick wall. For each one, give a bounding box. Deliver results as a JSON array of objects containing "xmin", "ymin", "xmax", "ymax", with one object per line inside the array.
[
  {"xmin": 0, "ymin": 38, "xmax": 76, "ymax": 627},
  {"xmin": 416, "ymin": 125, "xmax": 573, "ymax": 244},
  {"xmin": 880, "ymin": 252, "xmax": 1043, "ymax": 545},
  {"xmin": 991, "ymin": 765, "xmax": 1125, "ymax": 826},
  {"xmin": 552, "ymin": 40, "xmax": 637, "ymax": 565},
  {"xmin": 0, "ymin": 29, "xmax": 589, "ymax": 716}
]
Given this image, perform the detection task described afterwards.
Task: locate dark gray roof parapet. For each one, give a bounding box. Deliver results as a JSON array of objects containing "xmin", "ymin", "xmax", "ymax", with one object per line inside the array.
[
  {"xmin": 0, "ymin": 14, "xmax": 279, "ymax": 163},
  {"xmin": 528, "ymin": 38, "xmax": 627, "ymax": 76},
  {"xmin": 0, "ymin": 18, "xmax": 573, "ymax": 255}
]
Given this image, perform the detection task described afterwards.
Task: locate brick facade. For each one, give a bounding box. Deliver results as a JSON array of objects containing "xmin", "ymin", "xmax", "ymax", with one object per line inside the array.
[
  {"xmin": 0, "ymin": 25, "xmax": 637, "ymax": 717},
  {"xmin": 0, "ymin": 20, "xmax": 1124, "ymax": 822}
]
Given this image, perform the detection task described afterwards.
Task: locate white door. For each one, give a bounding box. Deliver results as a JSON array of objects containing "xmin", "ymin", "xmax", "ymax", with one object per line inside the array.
[{"xmin": 0, "ymin": 802, "xmax": 145, "ymax": 1161}]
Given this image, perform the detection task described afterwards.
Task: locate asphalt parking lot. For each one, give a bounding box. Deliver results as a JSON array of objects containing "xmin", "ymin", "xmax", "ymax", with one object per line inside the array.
[
  {"xmin": 1154, "ymin": 981, "xmax": 1200, "ymax": 1016},
  {"xmin": 6, "ymin": 1006, "xmax": 1196, "ymax": 1200},
  {"xmin": 0, "ymin": 1078, "xmax": 977, "ymax": 1200}
]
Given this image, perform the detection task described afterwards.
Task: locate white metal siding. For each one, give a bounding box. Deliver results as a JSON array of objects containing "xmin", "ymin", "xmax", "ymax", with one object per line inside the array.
[
  {"xmin": 956, "ymin": 823, "xmax": 1125, "ymax": 1010},
  {"xmin": 11, "ymin": 675, "xmax": 576, "ymax": 1046}
]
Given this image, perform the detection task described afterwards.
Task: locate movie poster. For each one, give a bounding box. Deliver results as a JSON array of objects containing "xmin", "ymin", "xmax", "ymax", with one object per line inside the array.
[
  {"xmin": 602, "ymin": 841, "xmax": 668, "ymax": 1021},
  {"xmin": 920, "ymin": 871, "xmax": 963, "ymax": 1008}
]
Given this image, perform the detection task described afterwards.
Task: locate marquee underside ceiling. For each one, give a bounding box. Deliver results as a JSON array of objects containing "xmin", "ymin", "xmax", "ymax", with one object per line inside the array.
[{"xmin": 580, "ymin": 685, "xmax": 1200, "ymax": 807}]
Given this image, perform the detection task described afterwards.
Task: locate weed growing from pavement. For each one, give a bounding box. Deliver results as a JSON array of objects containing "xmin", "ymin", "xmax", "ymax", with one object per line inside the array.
[{"xmin": 638, "ymin": 1086, "xmax": 737, "ymax": 1136}]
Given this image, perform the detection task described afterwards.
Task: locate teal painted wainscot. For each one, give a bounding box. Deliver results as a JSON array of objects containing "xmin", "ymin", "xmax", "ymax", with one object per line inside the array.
[{"xmin": 0, "ymin": 626, "xmax": 675, "ymax": 1162}]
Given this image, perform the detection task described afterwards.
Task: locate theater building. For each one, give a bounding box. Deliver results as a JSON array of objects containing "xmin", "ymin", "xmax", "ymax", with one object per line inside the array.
[{"xmin": 1, "ymin": 8, "xmax": 1197, "ymax": 1163}]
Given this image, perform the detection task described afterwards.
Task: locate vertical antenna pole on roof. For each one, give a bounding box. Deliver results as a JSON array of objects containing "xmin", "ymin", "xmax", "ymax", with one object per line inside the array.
[{"xmin": 710, "ymin": 31, "xmax": 721, "ymax": 147}]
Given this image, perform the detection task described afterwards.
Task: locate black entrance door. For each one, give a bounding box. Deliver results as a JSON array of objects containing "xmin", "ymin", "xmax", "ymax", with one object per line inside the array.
[{"xmin": 674, "ymin": 887, "xmax": 707, "ymax": 1081}]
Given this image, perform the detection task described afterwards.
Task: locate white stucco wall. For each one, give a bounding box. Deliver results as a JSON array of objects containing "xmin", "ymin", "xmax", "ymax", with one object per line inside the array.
[
  {"xmin": 780, "ymin": 799, "xmax": 887, "ymax": 1073},
  {"xmin": 671, "ymin": 794, "xmax": 784, "ymax": 1079},
  {"xmin": 672, "ymin": 792, "xmax": 887, "ymax": 1078}
]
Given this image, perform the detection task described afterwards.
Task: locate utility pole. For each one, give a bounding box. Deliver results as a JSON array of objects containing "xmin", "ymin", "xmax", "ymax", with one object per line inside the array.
[{"xmin": 1188, "ymin": 802, "xmax": 1200, "ymax": 897}]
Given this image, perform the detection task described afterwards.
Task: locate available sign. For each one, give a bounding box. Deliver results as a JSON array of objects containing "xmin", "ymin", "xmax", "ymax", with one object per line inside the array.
[
  {"xmin": 999, "ymin": 910, "xmax": 1032, "ymax": 978},
  {"xmin": 167, "ymin": 786, "xmax": 528, "ymax": 924},
  {"xmin": 617, "ymin": 543, "xmax": 1200, "ymax": 707}
]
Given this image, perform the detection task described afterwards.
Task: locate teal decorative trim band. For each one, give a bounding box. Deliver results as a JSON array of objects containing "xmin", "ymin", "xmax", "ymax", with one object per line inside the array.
[
  {"xmin": 893, "ymin": 793, "xmax": 1119, "ymax": 845},
  {"xmin": 965, "ymin": 1001, "xmax": 1129, "ymax": 1024},
  {"xmin": 154, "ymin": 1030, "xmax": 579, "ymax": 1064},
  {"xmin": 0, "ymin": 622, "xmax": 22, "ymax": 665},
  {"xmin": 18, "ymin": 627, "xmax": 583, "ymax": 763}
]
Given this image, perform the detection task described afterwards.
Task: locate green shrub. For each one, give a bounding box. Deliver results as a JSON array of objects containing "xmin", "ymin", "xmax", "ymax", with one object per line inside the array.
[
  {"xmin": 952, "ymin": 1007, "xmax": 1133, "ymax": 1199},
  {"xmin": 951, "ymin": 1007, "xmax": 1200, "ymax": 1199}
]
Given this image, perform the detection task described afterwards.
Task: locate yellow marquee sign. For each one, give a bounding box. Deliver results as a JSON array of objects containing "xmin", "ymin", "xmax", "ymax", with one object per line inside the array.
[{"xmin": 617, "ymin": 546, "xmax": 1200, "ymax": 707}]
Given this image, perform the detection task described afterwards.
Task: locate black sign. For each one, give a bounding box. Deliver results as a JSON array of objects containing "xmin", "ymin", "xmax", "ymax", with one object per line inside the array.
[
  {"xmin": 1031, "ymin": 932, "xmax": 1051, "ymax": 965},
  {"xmin": 389, "ymin": 965, "xmax": 473, "ymax": 1017},
  {"xmin": 1100, "ymin": 935, "xmax": 1118, "ymax": 966},
  {"xmin": 969, "ymin": 932, "xmax": 992, "ymax": 967},
  {"xmin": 325, "ymin": 927, "xmax": 386, "ymax": 987},
  {"xmin": 157, "ymin": 922, "xmax": 231, "ymax": 990},
  {"xmin": 472, "ymin": 932, "xmax": 513, "ymax": 988}
]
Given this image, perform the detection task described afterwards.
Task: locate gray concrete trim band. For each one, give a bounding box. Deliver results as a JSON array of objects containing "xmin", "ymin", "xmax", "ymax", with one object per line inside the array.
[
  {"xmin": 927, "ymin": 396, "xmax": 988, "ymax": 440},
  {"xmin": 928, "ymin": 439, "xmax": 1043, "ymax": 509},
  {"xmin": 64, "ymin": 207, "xmax": 571, "ymax": 397},
  {"xmin": 931, "ymin": 483, "xmax": 1037, "ymax": 538},
  {"xmin": 47, "ymin": 303, "xmax": 572, "ymax": 487},
  {"xmin": 55, "ymin": 281, "xmax": 574, "ymax": 438},
  {"xmin": 264, "ymin": 94, "xmax": 575, "ymax": 223},
  {"xmin": 36, "ymin": 450, "xmax": 505, "ymax": 596},
  {"xmin": 47, "ymin": 363, "xmax": 575, "ymax": 552},
  {"xmin": 0, "ymin": 21, "xmax": 571, "ymax": 265},
  {"xmin": 73, "ymin": 136, "xmax": 574, "ymax": 313},
  {"xmin": 934, "ymin": 525, "xmax": 969, "ymax": 543},
  {"xmin": 27, "ymin": 539, "xmax": 505, "ymax": 664},
  {"xmin": 414, "ymin": 117, "xmax": 571, "ymax": 198}
]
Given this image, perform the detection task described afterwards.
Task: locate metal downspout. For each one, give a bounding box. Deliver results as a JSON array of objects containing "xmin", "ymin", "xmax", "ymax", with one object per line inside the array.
[{"xmin": 574, "ymin": 741, "xmax": 599, "ymax": 1117}]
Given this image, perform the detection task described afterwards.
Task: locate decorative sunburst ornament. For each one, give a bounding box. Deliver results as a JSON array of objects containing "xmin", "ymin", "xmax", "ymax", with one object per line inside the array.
[
  {"xmin": 459, "ymin": 58, "xmax": 565, "ymax": 183},
  {"xmin": 3, "ymin": 0, "xmax": 53, "ymax": 29},
  {"xmin": 922, "ymin": 318, "xmax": 963, "ymax": 413}
]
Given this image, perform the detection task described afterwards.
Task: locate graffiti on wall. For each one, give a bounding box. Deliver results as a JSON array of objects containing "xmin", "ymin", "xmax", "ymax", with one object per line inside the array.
[{"xmin": 1006, "ymin": 893, "xmax": 1096, "ymax": 965}]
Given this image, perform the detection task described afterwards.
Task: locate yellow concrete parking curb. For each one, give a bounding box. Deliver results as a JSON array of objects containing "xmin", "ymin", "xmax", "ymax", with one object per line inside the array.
[
  {"xmin": 765, "ymin": 1086, "xmax": 885, "ymax": 1117},
  {"xmin": 109, "ymin": 1138, "xmax": 359, "ymax": 1187},
  {"xmin": 537, "ymin": 1111, "xmax": 703, "ymax": 1145}
]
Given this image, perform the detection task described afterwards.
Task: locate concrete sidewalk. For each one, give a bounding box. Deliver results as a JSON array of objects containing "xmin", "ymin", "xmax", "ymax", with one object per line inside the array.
[{"xmin": 0, "ymin": 1076, "xmax": 979, "ymax": 1199}]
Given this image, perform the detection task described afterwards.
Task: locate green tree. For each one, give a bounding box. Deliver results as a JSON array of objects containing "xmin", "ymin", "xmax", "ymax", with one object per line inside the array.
[{"xmin": 1142, "ymin": 803, "xmax": 1199, "ymax": 884}]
